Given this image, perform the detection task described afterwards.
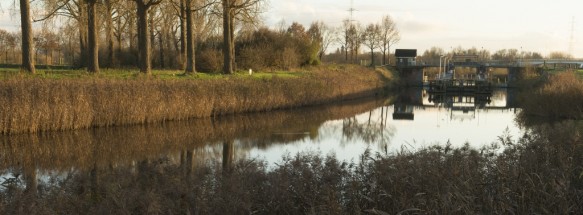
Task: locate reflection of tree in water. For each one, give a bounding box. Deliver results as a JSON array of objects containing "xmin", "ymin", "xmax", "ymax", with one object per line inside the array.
[
  {"xmin": 0, "ymin": 96, "xmax": 389, "ymax": 191},
  {"xmin": 341, "ymin": 106, "xmax": 396, "ymax": 153}
]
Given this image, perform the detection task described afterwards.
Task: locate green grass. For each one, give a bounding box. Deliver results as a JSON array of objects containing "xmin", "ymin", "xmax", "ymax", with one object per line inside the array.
[
  {"xmin": 576, "ymin": 69, "xmax": 583, "ymax": 78},
  {"xmin": 0, "ymin": 68, "xmax": 306, "ymax": 80}
]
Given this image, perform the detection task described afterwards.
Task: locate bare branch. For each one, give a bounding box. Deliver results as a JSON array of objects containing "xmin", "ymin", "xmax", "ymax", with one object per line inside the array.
[{"xmin": 33, "ymin": 0, "xmax": 72, "ymax": 22}]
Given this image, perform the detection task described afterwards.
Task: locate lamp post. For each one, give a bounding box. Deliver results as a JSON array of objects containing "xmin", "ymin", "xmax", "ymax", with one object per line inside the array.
[
  {"xmin": 439, "ymin": 55, "xmax": 444, "ymax": 79},
  {"xmin": 443, "ymin": 56, "xmax": 450, "ymax": 76}
]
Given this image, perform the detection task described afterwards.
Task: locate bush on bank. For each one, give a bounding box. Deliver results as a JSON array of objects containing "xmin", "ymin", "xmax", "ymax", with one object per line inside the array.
[
  {"xmin": 519, "ymin": 72, "xmax": 583, "ymax": 120},
  {"xmin": 0, "ymin": 65, "xmax": 394, "ymax": 134}
]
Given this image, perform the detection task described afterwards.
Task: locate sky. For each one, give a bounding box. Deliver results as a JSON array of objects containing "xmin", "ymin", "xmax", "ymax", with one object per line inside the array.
[
  {"xmin": 0, "ymin": 0, "xmax": 581, "ymax": 57},
  {"xmin": 266, "ymin": 0, "xmax": 582, "ymax": 57}
]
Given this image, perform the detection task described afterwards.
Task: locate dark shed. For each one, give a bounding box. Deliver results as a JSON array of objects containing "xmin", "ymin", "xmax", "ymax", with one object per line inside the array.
[
  {"xmin": 395, "ymin": 49, "xmax": 417, "ymax": 66},
  {"xmin": 395, "ymin": 49, "xmax": 417, "ymax": 58}
]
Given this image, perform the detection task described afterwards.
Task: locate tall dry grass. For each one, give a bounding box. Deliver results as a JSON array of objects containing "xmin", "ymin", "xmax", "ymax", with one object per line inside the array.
[
  {"xmin": 0, "ymin": 66, "xmax": 393, "ymax": 134},
  {"xmin": 519, "ymin": 72, "xmax": 583, "ymax": 119}
]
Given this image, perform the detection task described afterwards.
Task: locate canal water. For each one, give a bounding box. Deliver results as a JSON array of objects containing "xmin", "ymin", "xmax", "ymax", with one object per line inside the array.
[{"xmin": 0, "ymin": 88, "xmax": 522, "ymax": 185}]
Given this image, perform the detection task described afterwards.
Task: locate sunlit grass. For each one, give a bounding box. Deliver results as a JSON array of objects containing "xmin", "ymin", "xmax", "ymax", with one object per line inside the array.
[{"xmin": 0, "ymin": 68, "xmax": 307, "ymax": 80}]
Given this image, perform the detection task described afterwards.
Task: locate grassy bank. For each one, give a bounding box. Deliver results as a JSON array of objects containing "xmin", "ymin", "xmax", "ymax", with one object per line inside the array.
[
  {"xmin": 0, "ymin": 65, "xmax": 394, "ymax": 134},
  {"xmin": 1, "ymin": 121, "xmax": 582, "ymax": 214},
  {"xmin": 519, "ymin": 72, "xmax": 583, "ymax": 120}
]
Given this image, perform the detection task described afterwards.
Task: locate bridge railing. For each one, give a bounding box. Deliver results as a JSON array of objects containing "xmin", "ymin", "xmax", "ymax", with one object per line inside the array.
[{"xmin": 416, "ymin": 59, "xmax": 583, "ymax": 68}]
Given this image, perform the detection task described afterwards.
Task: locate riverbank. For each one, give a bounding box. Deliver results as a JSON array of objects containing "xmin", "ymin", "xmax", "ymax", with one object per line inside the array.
[{"xmin": 0, "ymin": 65, "xmax": 395, "ymax": 134}]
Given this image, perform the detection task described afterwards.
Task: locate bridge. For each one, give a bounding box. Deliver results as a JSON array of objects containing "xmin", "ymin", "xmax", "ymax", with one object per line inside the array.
[
  {"xmin": 395, "ymin": 50, "xmax": 583, "ymax": 87},
  {"xmin": 416, "ymin": 59, "xmax": 583, "ymax": 68}
]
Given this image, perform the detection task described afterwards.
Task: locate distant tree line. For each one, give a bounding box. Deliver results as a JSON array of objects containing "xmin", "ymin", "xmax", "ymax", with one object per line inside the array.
[
  {"xmin": 9, "ymin": 0, "xmax": 574, "ymax": 74},
  {"xmin": 417, "ymin": 46, "xmax": 574, "ymax": 64}
]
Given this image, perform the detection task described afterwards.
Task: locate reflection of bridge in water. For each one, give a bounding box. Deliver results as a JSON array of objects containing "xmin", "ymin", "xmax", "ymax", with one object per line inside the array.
[{"xmin": 393, "ymin": 88, "xmax": 517, "ymax": 121}]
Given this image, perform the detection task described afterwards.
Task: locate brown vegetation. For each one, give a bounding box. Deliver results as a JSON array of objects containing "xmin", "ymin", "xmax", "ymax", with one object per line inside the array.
[
  {"xmin": 0, "ymin": 66, "xmax": 394, "ymax": 134},
  {"xmin": 0, "ymin": 96, "xmax": 383, "ymax": 171},
  {"xmin": 519, "ymin": 72, "xmax": 583, "ymax": 119},
  {"xmin": 1, "ymin": 120, "xmax": 582, "ymax": 214}
]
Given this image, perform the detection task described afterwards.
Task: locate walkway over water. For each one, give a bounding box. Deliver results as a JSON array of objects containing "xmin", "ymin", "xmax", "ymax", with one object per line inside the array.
[
  {"xmin": 416, "ymin": 59, "xmax": 583, "ymax": 68},
  {"xmin": 395, "ymin": 55, "xmax": 583, "ymax": 87}
]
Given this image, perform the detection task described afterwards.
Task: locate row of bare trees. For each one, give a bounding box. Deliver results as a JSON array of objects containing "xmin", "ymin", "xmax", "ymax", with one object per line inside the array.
[
  {"xmin": 13, "ymin": 0, "xmax": 405, "ymax": 74},
  {"xmin": 341, "ymin": 15, "xmax": 400, "ymax": 66},
  {"xmin": 17, "ymin": 0, "xmax": 265, "ymax": 74}
]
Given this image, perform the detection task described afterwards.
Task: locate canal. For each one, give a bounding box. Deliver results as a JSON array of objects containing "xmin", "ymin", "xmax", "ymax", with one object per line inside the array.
[{"xmin": 0, "ymin": 88, "xmax": 522, "ymax": 183}]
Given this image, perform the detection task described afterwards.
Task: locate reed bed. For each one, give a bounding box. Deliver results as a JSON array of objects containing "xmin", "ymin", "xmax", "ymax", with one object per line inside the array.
[
  {"xmin": 519, "ymin": 72, "xmax": 583, "ymax": 120},
  {"xmin": 0, "ymin": 66, "xmax": 393, "ymax": 134},
  {"xmin": 0, "ymin": 97, "xmax": 383, "ymax": 171}
]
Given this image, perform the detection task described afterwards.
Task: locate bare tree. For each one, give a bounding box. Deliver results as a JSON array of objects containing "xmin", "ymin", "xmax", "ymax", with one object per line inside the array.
[
  {"xmin": 0, "ymin": 30, "xmax": 13, "ymax": 64},
  {"xmin": 35, "ymin": 0, "xmax": 89, "ymax": 67},
  {"xmin": 20, "ymin": 0, "xmax": 35, "ymax": 73},
  {"xmin": 548, "ymin": 51, "xmax": 572, "ymax": 59},
  {"xmin": 341, "ymin": 19, "xmax": 350, "ymax": 62},
  {"xmin": 133, "ymin": 0, "xmax": 162, "ymax": 74},
  {"xmin": 362, "ymin": 23, "xmax": 382, "ymax": 66},
  {"xmin": 86, "ymin": 0, "xmax": 99, "ymax": 73},
  {"xmin": 308, "ymin": 21, "xmax": 338, "ymax": 61},
  {"xmin": 104, "ymin": 0, "xmax": 117, "ymax": 67},
  {"xmin": 182, "ymin": 0, "xmax": 198, "ymax": 73},
  {"xmin": 221, "ymin": 0, "xmax": 265, "ymax": 74},
  {"xmin": 380, "ymin": 15, "xmax": 399, "ymax": 65},
  {"xmin": 345, "ymin": 22, "xmax": 363, "ymax": 64},
  {"xmin": 419, "ymin": 46, "xmax": 444, "ymax": 64}
]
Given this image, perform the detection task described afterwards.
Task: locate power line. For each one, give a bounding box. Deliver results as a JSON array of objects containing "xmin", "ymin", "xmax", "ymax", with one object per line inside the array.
[{"xmin": 347, "ymin": 0, "xmax": 357, "ymax": 23}]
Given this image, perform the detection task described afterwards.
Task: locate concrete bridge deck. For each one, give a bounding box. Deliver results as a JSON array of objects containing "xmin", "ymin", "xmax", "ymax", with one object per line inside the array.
[{"xmin": 414, "ymin": 59, "xmax": 583, "ymax": 68}]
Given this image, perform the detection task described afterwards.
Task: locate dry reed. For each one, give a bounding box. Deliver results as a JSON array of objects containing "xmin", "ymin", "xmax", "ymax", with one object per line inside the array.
[
  {"xmin": 0, "ymin": 66, "xmax": 393, "ymax": 134},
  {"xmin": 519, "ymin": 72, "xmax": 583, "ymax": 119}
]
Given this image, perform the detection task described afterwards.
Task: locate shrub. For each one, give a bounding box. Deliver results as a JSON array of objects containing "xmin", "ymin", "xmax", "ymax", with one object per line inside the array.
[{"xmin": 519, "ymin": 72, "xmax": 583, "ymax": 119}]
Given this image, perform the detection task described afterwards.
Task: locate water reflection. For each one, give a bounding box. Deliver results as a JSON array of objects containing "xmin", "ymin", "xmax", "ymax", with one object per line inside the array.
[
  {"xmin": 383, "ymin": 88, "xmax": 520, "ymax": 152},
  {"xmin": 0, "ymin": 89, "xmax": 523, "ymax": 187},
  {"xmin": 0, "ymin": 98, "xmax": 386, "ymax": 178}
]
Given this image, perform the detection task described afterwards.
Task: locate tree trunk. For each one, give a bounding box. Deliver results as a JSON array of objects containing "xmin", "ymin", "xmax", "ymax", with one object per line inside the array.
[
  {"xmin": 179, "ymin": 0, "xmax": 187, "ymax": 70},
  {"xmin": 222, "ymin": 0, "xmax": 233, "ymax": 74},
  {"xmin": 184, "ymin": 0, "xmax": 196, "ymax": 73},
  {"xmin": 20, "ymin": 0, "xmax": 35, "ymax": 74},
  {"xmin": 136, "ymin": 0, "xmax": 151, "ymax": 74},
  {"xmin": 149, "ymin": 10, "xmax": 155, "ymax": 67},
  {"xmin": 105, "ymin": 0, "xmax": 115, "ymax": 67},
  {"xmin": 78, "ymin": 5, "xmax": 88, "ymax": 67},
  {"xmin": 229, "ymin": 12, "xmax": 236, "ymax": 71},
  {"xmin": 382, "ymin": 47, "xmax": 386, "ymax": 65},
  {"xmin": 370, "ymin": 47, "xmax": 374, "ymax": 67},
  {"xmin": 159, "ymin": 31, "xmax": 164, "ymax": 68},
  {"xmin": 387, "ymin": 44, "xmax": 391, "ymax": 64},
  {"xmin": 87, "ymin": 0, "xmax": 100, "ymax": 73}
]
